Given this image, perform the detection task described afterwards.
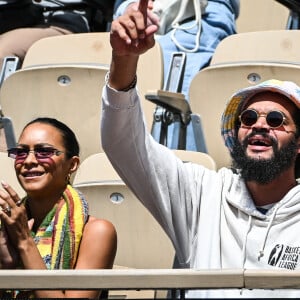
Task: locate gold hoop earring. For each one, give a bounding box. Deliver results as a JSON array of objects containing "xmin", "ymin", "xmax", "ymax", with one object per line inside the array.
[{"xmin": 66, "ymin": 173, "xmax": 71, "ymax": 184}]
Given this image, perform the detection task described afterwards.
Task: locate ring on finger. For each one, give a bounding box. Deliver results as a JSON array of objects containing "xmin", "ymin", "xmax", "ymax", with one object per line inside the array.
[
  {"xmin": 16, "ymin": 199, "xmax": 24, "ymax": 207},
  {"xmin": 3, "ymin": 206, "xmax": 11, "ymax": 214}
]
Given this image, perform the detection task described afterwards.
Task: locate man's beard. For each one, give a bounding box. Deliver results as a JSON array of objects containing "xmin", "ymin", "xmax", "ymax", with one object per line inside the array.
[{"xmin": 231, "ymin": 132, "xmax": 298, "ymax": 184}]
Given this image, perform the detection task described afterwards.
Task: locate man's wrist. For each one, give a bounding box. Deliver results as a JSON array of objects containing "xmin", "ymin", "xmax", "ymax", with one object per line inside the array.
[
  {"xmin": 105, "ymin": 71, "xmax": 137, "ymax": 92},
  {"xmin": 118, "ymin": 75, "xmax": 137, "ymax": 91}
]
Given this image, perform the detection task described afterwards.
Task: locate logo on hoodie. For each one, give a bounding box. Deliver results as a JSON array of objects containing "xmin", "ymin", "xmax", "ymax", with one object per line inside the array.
[{"xmin": 268, "ymin": 244, "xmax": 300, "ymax": 270}]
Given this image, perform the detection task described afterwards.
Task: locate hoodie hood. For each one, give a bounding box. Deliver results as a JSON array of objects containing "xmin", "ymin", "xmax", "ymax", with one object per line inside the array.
[{"xmin": 226, "ymin": 175, "xmax": 300, "ymax": 220}]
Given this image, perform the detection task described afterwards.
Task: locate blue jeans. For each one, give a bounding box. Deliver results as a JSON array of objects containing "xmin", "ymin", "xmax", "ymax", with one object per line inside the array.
[{"xmin": 157, "ymin": 0, "xmax": 237, "ymax": 99}]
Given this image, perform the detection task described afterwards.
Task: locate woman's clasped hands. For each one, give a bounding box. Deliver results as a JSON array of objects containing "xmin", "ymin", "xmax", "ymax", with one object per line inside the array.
[{"xmin": 0, "ymin": 181, "xmax": 33, "ymax": 269}]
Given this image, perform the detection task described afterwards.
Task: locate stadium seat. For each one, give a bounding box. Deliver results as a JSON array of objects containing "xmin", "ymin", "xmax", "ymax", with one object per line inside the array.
[
  {"xmin": 236, "ymin": 0, "xmax": 288, "ymax": 33},
  {"xmin": 0, "ymin": 66, "xmax": 107, "ymax": 161},
  {"xmin": 73, "ymin": 151, "xmax": 175, "ymax": 270},
  {"xmin": 22, "ymin": 33, "xmax": 112, "ymax": 69},
  {"xmin": 21, "ymin": 32, "xmax": 163, "ymax": 132},
  {"xmin": 73, "ymin": 150, "xmax": 216, "ymax": 269},
  {"xmin": 210, "ymin": 30, "xmax": 300, "ymax": 65},
  {"xmin": 0, "ymin": 33, "xmax": 163, "ymax": 161},
  {"xmin": 173, "ymin": 149, "xmax": 216, "ymax": 170}
]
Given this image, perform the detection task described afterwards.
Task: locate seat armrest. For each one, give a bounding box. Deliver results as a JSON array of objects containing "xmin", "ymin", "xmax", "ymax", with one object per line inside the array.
[{"xmin": 145, "ymin": 90, "xmax": 191, "ymax": 116}]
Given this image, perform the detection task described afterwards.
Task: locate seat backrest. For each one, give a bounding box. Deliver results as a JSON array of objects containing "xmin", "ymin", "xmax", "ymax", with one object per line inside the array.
[
  {"xmin": 0, "ymin": 66, "xmax": 108, "ymax": 161},
  {"xmin": 0, "ymin": 152, "xmax": 25, "ymax": 197},
  {"xmin": 22, "ymin": 32, "xmax": 163, "ymax": 130},
  {"xmin": 236, "ymin": 0, "xmax": 289, "ymax": 33},
  {"xmin": 189, "ymin": 62, "xmax": 300, "ymax": 169},
  {"xmin": 173, "ymin": 149, "xmax": 216, "ymax": 170},
  {"xmin": 0, "ymin": 33, "xmax": 163, "ymax": 160},
  {"xmin": 73, "ymin": 152, "xmax": 175, "ymax": 269},
  {"xmin": 210, "ymin": 30, "xmax": 300, "ymax": 65},
  {"xmin": 22, "ymin": 33, "xmax": 112, "ymax": 69}
]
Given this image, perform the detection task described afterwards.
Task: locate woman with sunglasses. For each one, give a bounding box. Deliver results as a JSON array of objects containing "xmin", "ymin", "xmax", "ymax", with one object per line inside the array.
[
  {"xmin": 0, "ymin": 117, "xmax": 117, "ymax": 299},
  {"xmin": 102, "ymin": 3, "xmax": 300, "ymax": 297}
]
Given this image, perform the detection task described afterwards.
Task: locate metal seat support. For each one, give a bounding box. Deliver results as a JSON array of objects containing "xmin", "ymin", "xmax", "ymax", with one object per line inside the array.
[
  {"xmin": 146, "ymin": 52, "xmax": 207, "ymax": 152},
  {"xmin": 0, "ymin": 56, "xmax": 20, "ymax": 88}
]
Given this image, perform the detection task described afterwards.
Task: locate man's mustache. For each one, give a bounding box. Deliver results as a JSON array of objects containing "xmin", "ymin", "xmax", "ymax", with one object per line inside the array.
[{"xmin": 242, "ymin": 130, "xmax": 277, "ymax": 150}]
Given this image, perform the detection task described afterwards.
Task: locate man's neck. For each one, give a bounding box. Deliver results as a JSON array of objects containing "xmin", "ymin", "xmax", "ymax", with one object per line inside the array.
[{"xmin": 246, "ymin": 169, "xmax": 298, "ymax": 206}]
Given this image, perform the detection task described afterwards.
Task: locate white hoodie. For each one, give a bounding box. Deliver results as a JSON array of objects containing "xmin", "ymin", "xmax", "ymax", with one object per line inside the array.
[{"xmin": 101, "ymin": 85, "xmax": 300, "ymax": 298}]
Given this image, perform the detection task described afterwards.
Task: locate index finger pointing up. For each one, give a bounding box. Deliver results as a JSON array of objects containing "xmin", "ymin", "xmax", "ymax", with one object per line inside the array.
[{"xmin": 138, "ymin": 0, "xmax": 149, "ymax": 26}]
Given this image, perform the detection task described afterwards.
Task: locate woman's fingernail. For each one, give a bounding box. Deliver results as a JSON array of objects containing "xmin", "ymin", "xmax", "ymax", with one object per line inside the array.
[{"xmin": 1, "ymin": 180, "xmax": 8, "ymax": 188}]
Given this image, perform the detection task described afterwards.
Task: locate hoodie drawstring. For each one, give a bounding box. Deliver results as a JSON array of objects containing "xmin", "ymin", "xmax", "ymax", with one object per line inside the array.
[
  {"xmin": 242, "ymin": 215, "xmax": 252, "ymax": 267},
  {"xmin": 257, "ymin": 204, "xmax": 280, "ymax": 260}
]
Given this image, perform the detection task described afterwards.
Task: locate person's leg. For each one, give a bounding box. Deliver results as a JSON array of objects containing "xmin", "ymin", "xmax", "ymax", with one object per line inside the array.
[
  {"xmin": 157, "ymin": 1, "xmax": 237, "ymax": 99},
  {"xmin": 0, "ymin": 26, "xmax": 72, "ymax": 70}
]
